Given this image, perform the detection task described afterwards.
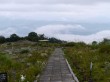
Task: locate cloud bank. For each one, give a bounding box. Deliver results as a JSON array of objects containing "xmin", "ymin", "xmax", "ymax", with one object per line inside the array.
[
  {"xmin": 0, "ymin": 27, "xmax": 16, "ymax": 37},
  {"xmin": 0, "ymin": 0, "xmax": 110, "ymax": 43},
  {"xmin": 35, "ymin": 24, "xmax": 110, "ymax": 43},
  {"xmin": 0, "ymin": 2, "xmax": 110, "ymax": 23},
  {"xmin": 0, "ymin": 24, "xmax": 110, "ymax": 43},
  {"xmin": 0, "ymin": 0, "xmax": 110, "ymax": 4},
  {"xmin": 35, "ymin": 24, "xmax": 86, "ymax": 35}
]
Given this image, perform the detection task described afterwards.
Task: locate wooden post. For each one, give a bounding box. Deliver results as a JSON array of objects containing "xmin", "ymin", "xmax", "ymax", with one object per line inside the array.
[{"xmin": 89, "ymin": 62, "xmax": 93, "ymax": 82}]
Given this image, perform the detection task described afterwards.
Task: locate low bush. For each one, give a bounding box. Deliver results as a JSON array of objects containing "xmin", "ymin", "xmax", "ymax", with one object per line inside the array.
[
  {"xmin": 64, "ymin": 44, "xmax": 110, "ymax": 82},
  {"xmin": 20, "ymin": 49, "xmax": 29, "ymax": 54},
  {"xmin": 99, "ymin": 45, "xmax": 110, "ymax": 53}
]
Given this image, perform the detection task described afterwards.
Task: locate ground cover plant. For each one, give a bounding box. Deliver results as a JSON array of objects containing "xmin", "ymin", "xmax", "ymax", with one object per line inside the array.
[
  {"xmin": 0, "ymin": 41, "xmax": 54, "ymax": 82},
  {"xmin": 63, "ymin": 41, "xmax": 110, "ymax": 82}
]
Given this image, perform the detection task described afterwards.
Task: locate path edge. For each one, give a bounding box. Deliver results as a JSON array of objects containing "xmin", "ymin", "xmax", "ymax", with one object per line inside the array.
[{"xmin": 65, "ymin": 59, "xmax": 79, "ymax": 82}]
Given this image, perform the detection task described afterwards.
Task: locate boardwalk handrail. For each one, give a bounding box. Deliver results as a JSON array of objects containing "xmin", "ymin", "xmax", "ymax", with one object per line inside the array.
[{"xmin": 66, "ymin": 59, "xmax": 79, "ymax": 82}]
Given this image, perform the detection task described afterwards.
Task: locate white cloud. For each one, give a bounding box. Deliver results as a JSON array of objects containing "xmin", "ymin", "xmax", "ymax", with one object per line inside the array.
[
  {"xmin": 0, "ymin": 0, "xmax": 110, "ymax": 4},
  {"xmin": 35, "ymin": 24, "xmax": 110, "ymax": 43},
  {"xmin": 54, "ymin": 30, "xmax": 110, "ymax": 44},
  {"xmin": 0, "ymin": 3, "xmax": 110, "ymax": 23},
  {"xmin": 0, "ymin": 27, "xmax": 16, "ymax": 37},
  {"xmin": 35, "ymin": 24, "xmax": 86, "ymax": 36},
  {"xmin": 0, "ymin": 0, "xmax": 110, "ymax": 43}
]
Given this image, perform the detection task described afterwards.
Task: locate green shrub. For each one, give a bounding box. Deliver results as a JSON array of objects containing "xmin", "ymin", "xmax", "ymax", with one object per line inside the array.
[
  {"xmin": 64, "ymin": 44, "xmax": 110, "ymax": 82},
  {"xmin": 20, "ymin": 49, "xmax": 29, "ymax": 54},
  {"xmin": 99, "ymin": 45, "xmax": 110, "ymax": 53}
]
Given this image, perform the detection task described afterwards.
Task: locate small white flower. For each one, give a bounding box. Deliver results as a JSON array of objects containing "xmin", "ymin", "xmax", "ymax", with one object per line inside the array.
[{"xmin": 21, "ymin": 75, "xmax": 25, "ymax": 81}]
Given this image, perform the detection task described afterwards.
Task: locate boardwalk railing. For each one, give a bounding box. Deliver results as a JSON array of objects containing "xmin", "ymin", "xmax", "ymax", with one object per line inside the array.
[{"xmin": 66, "ymin": 59, "xmax": 79, "ymax": 82}]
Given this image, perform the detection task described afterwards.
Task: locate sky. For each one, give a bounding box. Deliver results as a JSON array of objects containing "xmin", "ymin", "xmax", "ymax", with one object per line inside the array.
[{"xmin": 0, "ymin": 0, "xmax": 110, "ymax": 43}]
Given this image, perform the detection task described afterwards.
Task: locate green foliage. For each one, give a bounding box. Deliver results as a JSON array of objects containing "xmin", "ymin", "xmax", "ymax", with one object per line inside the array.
[
  {"xmin": 99, "ymin": 44, "xmax": 110, "ymax": 53},
  {"xmin": 39, "ymin": 34, "xmax": 45, "ymax": 40},
  {"xmin": 92, "ymin": 41, "xmax": 97, "ymax": 45},
  {"xmin": 63, "ymin": 42, "xmax": 75, "ymax": 47},
  {"xmin": 20, "ymin": 49, "xmax": 29, "ymax": 54},
  {"xmin": 0, "ymin": 32, "xmax": 63, "ymax": 44},
  {"xmin": 63, "ymin": 42, "xmax": 86, "ymax": 47},
  {"xmin": 49, "ymin": 37, "xmax": 62, "ymax": 43},
  {"xmin": 0, "ymin": 36, "xmax": 6, "ymax": 43},
  {"xmin": 64, "ymin": 43, "xmax": 110, "ymax": 82},
  {"xmin": 0, "ymin": 41, "xmax": 54, "ymax": 82},
  {"xmin": 9, "ymin": 34, "xmax": 20, "ymax": 42},
  {"xmin": 0, "ymin": 53, "xmax": 12, "ymax": 71},
  {"xmin": 27, "ymin": 32, "xmax": 39, "ymax": 42}
]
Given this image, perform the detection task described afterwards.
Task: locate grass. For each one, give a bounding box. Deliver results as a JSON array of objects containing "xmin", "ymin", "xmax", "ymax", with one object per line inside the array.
[
  {"xmin": 2, "ymin": 40, "xmax": 110, "ymax": 82},
  {"xmin": 63, "ymin": 43, "xmax": 110, "ymax": 82},
  {"xmin": 0, "ymin": 41, "xmax": 54, "ymax": 82}
]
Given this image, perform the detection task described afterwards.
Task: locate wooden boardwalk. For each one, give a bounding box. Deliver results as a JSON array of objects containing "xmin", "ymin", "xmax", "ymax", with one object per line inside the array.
[{"xmin": 39, "ymin": 48, "xmax": 78, "ymax": 82}]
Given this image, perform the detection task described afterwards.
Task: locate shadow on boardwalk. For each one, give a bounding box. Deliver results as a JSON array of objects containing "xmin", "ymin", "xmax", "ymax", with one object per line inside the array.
[{"xmin": 39, "ymin": 48, "xmax": 78, "ymax": 82}]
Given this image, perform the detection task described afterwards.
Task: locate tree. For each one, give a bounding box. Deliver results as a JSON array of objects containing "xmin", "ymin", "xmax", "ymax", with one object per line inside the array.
[
  {"xmin": 10, "ymin": 34, "xmax": 20, "ymax": 42},
  {"xmin": 27, "ymin": 32, "xmax": 39, "ymax": 42},
  {"xmin": 0, "ymin": 36, "xmax": 6, "ymax": 43},
  {"xmin": 39, "ymin": 34, "xmax": 45, "ymax": 40},
  {"xmin": 103, "ymin": 38, "xmax": 110, "ymax": 44},
  {"xmin": 49, "ymin": 37, "xmax": 62, "ymax": 43},
  {"xmin": 92, "ymin": 41, "xmax": 97, "ymax": 45},
  {"xmin": 100, "ymin": 38, "xmax": 110, "ymax": 45}
]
